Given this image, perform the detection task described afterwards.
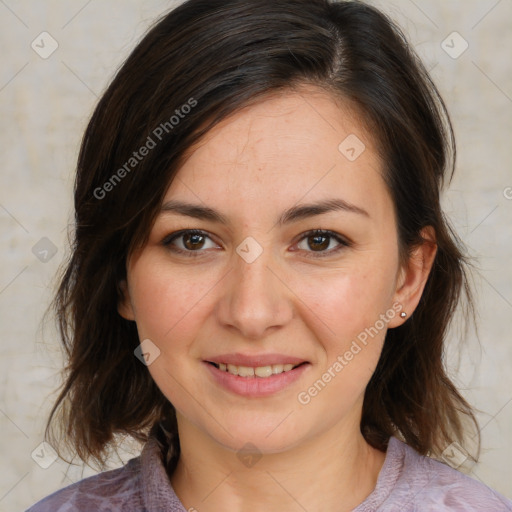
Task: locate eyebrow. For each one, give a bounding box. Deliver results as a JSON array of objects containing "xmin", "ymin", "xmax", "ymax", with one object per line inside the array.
[{"xmin": 160, "ymin": 198, "xmax": 369, "ymax": 226}]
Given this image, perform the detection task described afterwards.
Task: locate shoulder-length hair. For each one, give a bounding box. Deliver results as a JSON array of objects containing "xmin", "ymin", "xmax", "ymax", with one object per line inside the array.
[{"xmin": 46, "ymin": 0, "xmax": 478, "ymax": 468}]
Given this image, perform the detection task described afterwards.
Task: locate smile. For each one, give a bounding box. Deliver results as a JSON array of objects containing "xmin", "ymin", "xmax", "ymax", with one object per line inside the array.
[
  {"xmin": 203, "ymin": 358, "xmax": 310, "ymax": 398},
  {"xmin": 208, "ymin": 362, "xmax": 304, "ymax": 378}
]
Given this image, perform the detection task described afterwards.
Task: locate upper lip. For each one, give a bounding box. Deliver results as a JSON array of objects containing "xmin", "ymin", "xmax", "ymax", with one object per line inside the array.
[{"xmin": 205, "ymin": 352, "xmax": 308, "ymax": 367}]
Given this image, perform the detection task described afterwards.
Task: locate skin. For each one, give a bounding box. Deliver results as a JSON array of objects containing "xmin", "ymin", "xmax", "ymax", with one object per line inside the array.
[{"xmin": 119, "ymin": 85, "xmax": 437, "ymax": 512}]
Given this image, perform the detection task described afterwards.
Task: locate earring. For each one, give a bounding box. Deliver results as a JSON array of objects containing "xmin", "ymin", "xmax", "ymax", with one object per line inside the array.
[{"xmin": 400, "ymin": 312, "xmax": 407, "ymax": 318}]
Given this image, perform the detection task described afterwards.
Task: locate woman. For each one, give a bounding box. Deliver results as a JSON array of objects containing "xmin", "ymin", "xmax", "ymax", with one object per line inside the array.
[{"xmin": 27, "ymin": 0, "xmax": 512, "ymax": 510}]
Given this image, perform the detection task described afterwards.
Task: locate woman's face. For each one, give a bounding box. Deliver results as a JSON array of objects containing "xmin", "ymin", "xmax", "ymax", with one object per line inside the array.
[{"xmin": 120, "ymin": 87, "xmax": 412, "ymax": 454}]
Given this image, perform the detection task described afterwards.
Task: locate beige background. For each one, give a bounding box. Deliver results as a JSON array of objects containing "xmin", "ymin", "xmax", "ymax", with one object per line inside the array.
[{"xmin": 0, "ymin": 0, "xmax": 511, "ymax": 509}]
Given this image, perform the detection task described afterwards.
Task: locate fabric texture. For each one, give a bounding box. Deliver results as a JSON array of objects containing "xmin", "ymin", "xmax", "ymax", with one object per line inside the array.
[{"xmin": 27, "ymin": 435, "xmax": 512, "ymax": 511}]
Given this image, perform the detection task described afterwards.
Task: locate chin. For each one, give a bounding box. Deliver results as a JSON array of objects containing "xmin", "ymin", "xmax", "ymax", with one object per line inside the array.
[{"xmin": 200, "ymin": 414, "xmax": 306, "ymax": 456}]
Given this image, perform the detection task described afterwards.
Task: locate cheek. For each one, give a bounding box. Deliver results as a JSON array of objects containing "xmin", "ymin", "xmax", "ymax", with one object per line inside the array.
[
  {"xmin": 291, "ymin": 264, "xmax": 396, "ymax": 397},
  {"xmin": 129, "ymin": 256, "xmax": 217, "ymax": 349},
  {"xmin": 295, "ymin": 267, "xmax": 396, "ymax": 339},
  {"xmin": 293, "ymin": 271, "xmax": 392, "ymax": 414}
]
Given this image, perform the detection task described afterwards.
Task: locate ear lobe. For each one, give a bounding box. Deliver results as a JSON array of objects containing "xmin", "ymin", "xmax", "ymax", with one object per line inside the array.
[
  {"xmin": 118, "ymin": 279, "xmax": 136, "ymax": 321},
  {"xmin": 389, "ymin": 226, "xmax": 437, "ymax": 327}
]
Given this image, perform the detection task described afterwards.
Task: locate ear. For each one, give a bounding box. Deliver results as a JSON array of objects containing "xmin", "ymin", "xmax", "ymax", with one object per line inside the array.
[
  {"xmin": 118, "ymin": 279, "xmax": 136, "ymax": 321},
  {"xmin": 388, "ymin": 226, "xmax": 437, "ymax": 328}
]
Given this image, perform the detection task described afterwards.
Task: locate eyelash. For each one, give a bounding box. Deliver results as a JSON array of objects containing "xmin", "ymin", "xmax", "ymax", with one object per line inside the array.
[{"xmin": 161, "ymin": 229, "xmax": 351, "ymax": 259}]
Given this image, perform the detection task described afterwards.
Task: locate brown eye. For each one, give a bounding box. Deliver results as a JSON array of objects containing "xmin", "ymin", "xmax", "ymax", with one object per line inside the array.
[
  {"xmin": 295, "ymin": 229, "xmax": 350, "ymax": 257},
  {"xmin": 162, "ymin": 229, "xmax": 219, "ymax": 256},
  {"xmin": 307, "ymin": 233, "xmax": 330, "ymax": 251},
  {"xmin": 182, "ymin": 232, "xmax": 206, "ymax": 250}
]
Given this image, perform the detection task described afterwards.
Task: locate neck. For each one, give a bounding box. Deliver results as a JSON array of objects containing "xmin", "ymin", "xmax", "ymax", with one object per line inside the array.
[{"xmin": 169, "ymin": 415, "xmax": 386, "ymax": 512}]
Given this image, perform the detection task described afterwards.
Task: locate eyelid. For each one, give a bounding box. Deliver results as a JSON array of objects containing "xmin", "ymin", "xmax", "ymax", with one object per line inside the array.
[{"xmin": 162, "ymin": 228, "xmax": 351, "ymax": 257}]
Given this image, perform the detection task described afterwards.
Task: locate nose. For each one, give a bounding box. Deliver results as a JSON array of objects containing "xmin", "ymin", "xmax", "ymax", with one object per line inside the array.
[{"xmin": 215, "ymin": 244, "xmax": 294, "ymax": 340}]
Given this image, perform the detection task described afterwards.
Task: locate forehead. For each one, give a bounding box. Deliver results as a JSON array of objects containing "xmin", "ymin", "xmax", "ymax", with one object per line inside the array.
[{"xmin": 165, "ymin": 86, "xmax": 392, "ymax": 224}]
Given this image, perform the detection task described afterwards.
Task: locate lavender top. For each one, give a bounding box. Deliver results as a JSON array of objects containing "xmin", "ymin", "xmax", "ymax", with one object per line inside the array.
[{"xmin": 27, "ymin": 436, "xmax": 512, "ymax": 511}]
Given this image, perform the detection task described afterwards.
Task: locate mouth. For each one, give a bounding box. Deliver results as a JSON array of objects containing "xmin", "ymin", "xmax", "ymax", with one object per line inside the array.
[
  {"xmin": 206, "ymin": 361, "xmax": 308, "ymax": 378},
  {"xmin": 203, "ymin": 353, "xmax": 310, "ymax": 397}
]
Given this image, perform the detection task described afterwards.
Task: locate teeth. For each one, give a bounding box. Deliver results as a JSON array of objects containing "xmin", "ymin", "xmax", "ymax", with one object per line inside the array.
[
  {"xmin": 255, "ymin": 366, "xmax": 272, "ymax": 378},
  {"xmin": 237, "ymin": 365, "xmax": 254, "ymax": 377},
  {"xmin": 227, "ymin": 363, "xmax": 238, "ymax": 375},
  {"xmin": 215, "ymin": 362, "xmax": 300, "ymax": 378},
  {"xmin": 272, "ymin": 364, "xmax": 284, "ymax": 374}
]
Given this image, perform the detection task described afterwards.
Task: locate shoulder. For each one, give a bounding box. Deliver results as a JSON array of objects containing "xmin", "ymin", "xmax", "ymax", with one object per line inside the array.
[
  {"xmin": 383, "ymin": 437, "xmax": 512, "ymax": 511},
  {"xmin": 26, "ymin": 433, "xmax": 186, "ymax": 512},
  {"xmin": 26, "ymin": 456, "xmax": 143, "ymax": 512}
]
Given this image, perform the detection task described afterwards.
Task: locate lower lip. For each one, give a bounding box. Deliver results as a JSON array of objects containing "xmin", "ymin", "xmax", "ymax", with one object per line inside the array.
[{"xmin": 204, "ymin": 361, "xmax": 310, "ymax": 398}]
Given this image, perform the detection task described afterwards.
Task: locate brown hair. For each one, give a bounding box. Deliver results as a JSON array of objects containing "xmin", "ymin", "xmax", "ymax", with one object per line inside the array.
[{"xmin": 46, "ymin": 0, "xmax": 479, "ymax": 469}]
